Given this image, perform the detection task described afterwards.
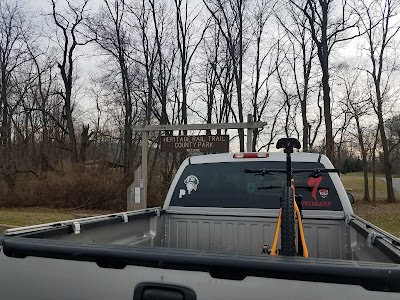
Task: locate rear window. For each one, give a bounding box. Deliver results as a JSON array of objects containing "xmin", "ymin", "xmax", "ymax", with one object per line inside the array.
[{"xmin": 170, "ymin": 161, "xmax": 343, "ymax": 211}]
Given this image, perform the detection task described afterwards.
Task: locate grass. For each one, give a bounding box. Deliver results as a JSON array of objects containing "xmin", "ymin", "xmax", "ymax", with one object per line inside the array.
[
  {"xmin": 342, "ymin": 172, "xmax": 400, "ymax": 178},
  {"xmin": 341, "ymin": 173, "xmax": 400, "ymax": 237},
  {"xmin": 0, "ymin": 207, "xmax": 111, "ymax": 234},
  {"xmin": 340, "ymin": 173, "xmax": 400, "ymax": 201},
  {"xmin": 0, "ymin": 207, "xmax": 74, "ymax": 227},
  {"xmin": 352, "ymin": 203, "xmax": 400, "ymax": 237}
]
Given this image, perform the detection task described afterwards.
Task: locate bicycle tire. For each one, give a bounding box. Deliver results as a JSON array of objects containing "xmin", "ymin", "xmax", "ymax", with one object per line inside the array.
[{"xmin": 280, "ymin": 186, "xmax": 296, "ymax": 256}]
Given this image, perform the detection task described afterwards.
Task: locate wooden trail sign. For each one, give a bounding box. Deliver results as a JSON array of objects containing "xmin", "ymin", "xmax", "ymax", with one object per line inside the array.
[
  {"xmin": 161, "ymin": 135, "xmax": 229, "ymax": 153},
  {"xmin": 129, "ymin": 115, "xmax": 267, "ymax": 209}
]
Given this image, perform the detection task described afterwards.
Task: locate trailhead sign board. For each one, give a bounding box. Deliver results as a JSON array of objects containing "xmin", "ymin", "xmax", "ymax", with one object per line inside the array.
[{"xmin": 161, "ymin": 135, "xmax": 229, "ymax": 153}]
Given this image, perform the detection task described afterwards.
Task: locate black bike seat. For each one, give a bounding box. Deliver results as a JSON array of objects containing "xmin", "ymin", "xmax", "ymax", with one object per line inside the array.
[{"xmin": 276, "ymin": 138, "xmax": 301, "ymax": 152}]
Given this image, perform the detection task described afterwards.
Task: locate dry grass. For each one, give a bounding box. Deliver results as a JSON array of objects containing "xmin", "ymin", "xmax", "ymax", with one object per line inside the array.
[{"xmin": 352, "ymin": 202, "xmax": 400, "ymax": 237}]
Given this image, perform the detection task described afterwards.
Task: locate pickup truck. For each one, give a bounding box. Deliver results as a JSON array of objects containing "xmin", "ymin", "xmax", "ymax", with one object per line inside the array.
[{"xmin": 1, "ymin": 152, "xmax": 400, "ymax": 300}]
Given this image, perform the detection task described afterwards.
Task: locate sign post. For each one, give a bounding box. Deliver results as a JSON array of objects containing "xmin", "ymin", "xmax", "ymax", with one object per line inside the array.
[
  {"xmin": 129, "ymin": 120, "xmax": 267, "ymax": 210},
  {"xmin": 247, "ymin": 114, "xmax": 253, "ymax": 152},
  {"xmin": 141, "ymin": 131, "xmax": 148, "ymax": 208},
  {"xmin": 127, "ymin": 164, "xmax": 142, "ymax": 210}
]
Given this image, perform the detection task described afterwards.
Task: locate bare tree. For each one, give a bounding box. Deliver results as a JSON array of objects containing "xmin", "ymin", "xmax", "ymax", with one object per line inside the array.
[
  {"xmin": 249, "ymin": 0, "xmax": 279, "ymax": 150},
  {"xmin": 203, "ymin": 34, "xmax": 220, "ymax": 132},
  {"xmin": 276, "ymin": 2, "xmax": 316, "ymax": 151},
  {"xmin": 356, "ymin": 0, "xmax": 400, "ymax": 203},
  {"xmin": 89, "ymin": 0, "xmax": 138, "ymax": 171},
  {"xmin": 201, "ymin": 23, "xmax": 235, "ymax": 132},
  {"xmin": 51, "ymin": 0, "xmax": 93, "ymax": 164},
  {"xmin": 130, "ymin": 0, "xmax": 158, "ymax": 125},
  {"xmin": 203, "ymin": 0, "xmax": 247, "ymax": 151},
  {"xmin": 26, "ymin": 43, "xmax": 58, "ymax": 173},
  {"xmin": 173, "ymin": 0, "xmax": 206, "ymax": 129},
  {"xmin": 276, "ymin": 49, "xmax": 295, "ymax": 138},
  {"xmin": 291, "ymin": 0, "xmax": 360, "ymax": 162},
  {"xmin": 148, "ymin": 0, "xmax": 177, "ymax": 126},
  {"xmin": 337, "ymin": 66, "xmax": 372, "ymax": 201},
  {"xmin": 0, "ymin": 0, "xmax": 30, "ymax": 170}
]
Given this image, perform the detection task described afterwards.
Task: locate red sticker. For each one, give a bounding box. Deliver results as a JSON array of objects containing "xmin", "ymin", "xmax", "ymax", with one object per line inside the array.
[
  {"xmin": 307, "ymin": 177, "xmax": 322, "ymax": 200},
  {"xmin": 319, "ymin": 189, "xmax": 329, "ymax": 198}
]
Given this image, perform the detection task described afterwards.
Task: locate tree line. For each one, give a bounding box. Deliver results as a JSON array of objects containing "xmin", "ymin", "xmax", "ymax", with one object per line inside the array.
[{"xmin": 0, "ymin": 0, "xmax": 399, "ymax": 203}]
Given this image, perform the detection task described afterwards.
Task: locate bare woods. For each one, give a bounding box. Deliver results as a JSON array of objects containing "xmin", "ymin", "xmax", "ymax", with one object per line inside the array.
[{"xmin": 0, "ymin": 0, "xmax": 400, "ymax": 208}]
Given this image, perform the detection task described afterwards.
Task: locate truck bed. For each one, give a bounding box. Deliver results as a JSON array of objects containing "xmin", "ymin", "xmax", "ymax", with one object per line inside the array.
[
  {"xmin": 2, "ymin": 208, "xmax": 400, "ymax": 299},
  {"xmin": 4, "ymin": 208, "xmax": 399, "ymax": 263}
]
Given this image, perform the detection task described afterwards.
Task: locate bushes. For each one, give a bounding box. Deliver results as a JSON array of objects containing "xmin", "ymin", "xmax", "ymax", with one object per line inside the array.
[
  {"xmin": 0, "ymin": 168, "xmax": 130, "ymax": 211},
  {"xmin": 147, "ymin": 173, "xmax": 171, "ymax": 208},
  {"xmin": 0, "ymin": 150, "xmax": 181, "ymax": 211}
]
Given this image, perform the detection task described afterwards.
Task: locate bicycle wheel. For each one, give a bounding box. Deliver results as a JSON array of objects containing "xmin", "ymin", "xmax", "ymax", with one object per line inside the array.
[{"xmin": 280, "ymin": 186, "xmax": 296, "ymax": 256}]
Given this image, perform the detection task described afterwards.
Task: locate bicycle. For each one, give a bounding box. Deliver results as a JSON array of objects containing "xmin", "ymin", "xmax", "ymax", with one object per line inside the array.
[{"xmin": 245, "ymin": 138, "xmax": 339, "ymax": 257}]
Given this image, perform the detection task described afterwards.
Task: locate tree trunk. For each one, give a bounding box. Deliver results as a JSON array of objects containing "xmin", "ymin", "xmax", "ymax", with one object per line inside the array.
[
  {"xmin": 376, "ymin": 84, "xmax": 395, "ymax": 203},
  {"xmin": 237, "ymin": 3, "xmax": 244, "ymax": 152},
  {"xmin": 372, "ymin": 151, "xmax": 376, "ymax": 207},
  {"xmin": 301, "ymin": 43, "xmax": 312, "ymax": 152},
  {"xmin": 355, "ymin": 115, "xmax": 369, "ymax": 202},
  {"xmin": 233, "ymin": 61, "xmax": 244, "ymax": 151},
  {"xmin": 181, "ymin": 67, "xmax": 187, "ymax": 125},
  {"xmin": 372, "ymin": 129, "xmax": 378, "ymax": 208},
  {"xmin": 1, "ymin": 64, "xmax": 8, "ymax": 149},
  {"xmin": 321, "ymin": 59, "xmax": 334, "ymax": 163},
  {"xmin": 301, "ymin": 104, "xmax": 308, "ymax": 152},
  {"xmin": 378, "ymin": 114, "xmax": 395, "ymax": 203},
  {"xmin": 308, "ymin": 0, "xmax": 334, "ymax": 162},
  {"xmin": 79, "ymin": 124, "xmax": 92, "ymax": 163},
  {"xmin": 64, "ymin": 91, "xmax": 78, "ymax": 164},
  {"xmin": 41, "ymin": 115, "xmax": 54, "ymax": 173},
  {"xmin": 361, "ymin": 148, "xmax": 370, "ymax": 202},
  {"xmin": 123, "ymin": 82, "xmax": 133, "ymax": 173},
  {"xmin": 119, "ymin": 33, "xmax": 133, "ymax": 173}
]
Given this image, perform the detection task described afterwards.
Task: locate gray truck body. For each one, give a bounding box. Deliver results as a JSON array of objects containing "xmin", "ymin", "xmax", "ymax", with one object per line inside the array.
[{"xmin": 1, "ymin": 152, "xmax": 400, "ymax": 299}]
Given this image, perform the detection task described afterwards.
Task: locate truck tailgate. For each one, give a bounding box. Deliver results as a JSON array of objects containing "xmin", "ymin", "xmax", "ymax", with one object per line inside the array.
[{"xmin": 1, "ymin": 237, "xmax": 400, "ymax": 299}]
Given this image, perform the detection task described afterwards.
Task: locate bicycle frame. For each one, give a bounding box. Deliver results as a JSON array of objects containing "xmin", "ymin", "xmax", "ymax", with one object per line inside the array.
[
  {"xmin": 246, "ymin": 138, "xmax": 339, "ymax": 257},
  {"xmin": 270, "ymin": 178, "xmax": 309, "ymax": 257}
]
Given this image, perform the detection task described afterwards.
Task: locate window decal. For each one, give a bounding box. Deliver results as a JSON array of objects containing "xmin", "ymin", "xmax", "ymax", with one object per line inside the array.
[
  {"xmin": 307, "ymin": 176, "xmax": 323, "ymax": 200},
  {"xmin": 184, "ymin": 175, "xmax": 199, "ymax": 195},
  {"xmin": 319, "ymin": 189, "xmax": 329, "ymax": 198}
]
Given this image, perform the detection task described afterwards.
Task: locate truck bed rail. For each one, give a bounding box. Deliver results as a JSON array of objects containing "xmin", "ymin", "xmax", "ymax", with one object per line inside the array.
[
  {"xmin": 4, "ymin": 208, "xmax": 162, "ymax": 237},
  {"xmin": 349, "ymin": 214, "xmax": 400, "ymax": 263}
]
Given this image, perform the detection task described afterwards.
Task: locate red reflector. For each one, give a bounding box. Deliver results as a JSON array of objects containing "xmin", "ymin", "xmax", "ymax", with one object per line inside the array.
[{"xmin": 233, "ymin": 152, "xmax": 269, "ymax": 158}]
